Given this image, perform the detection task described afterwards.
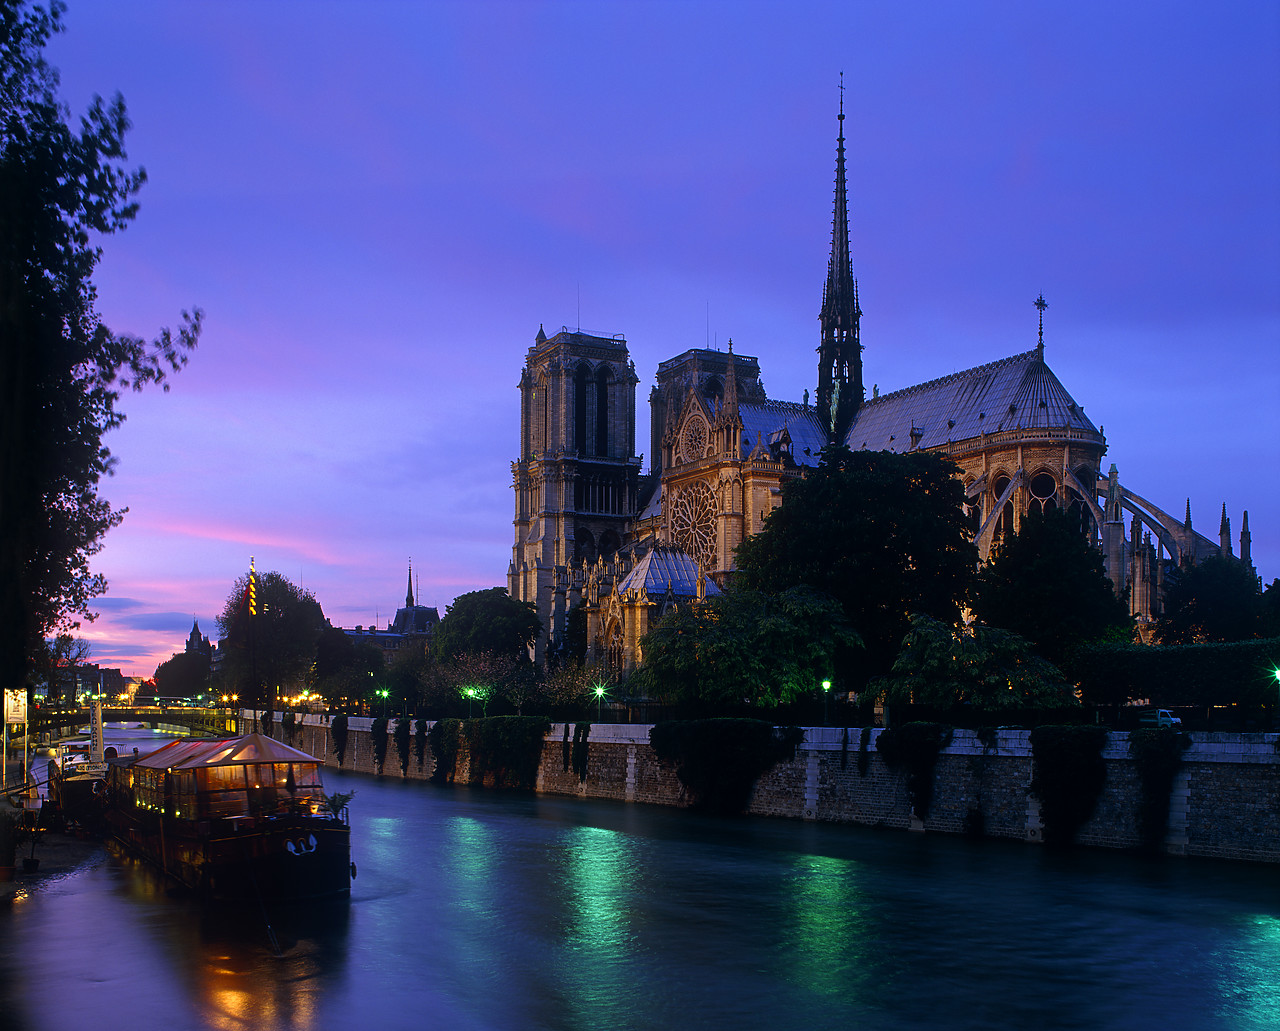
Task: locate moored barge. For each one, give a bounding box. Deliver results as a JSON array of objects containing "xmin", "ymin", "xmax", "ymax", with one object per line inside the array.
[{"xmin": 106, "ymin": 733, "xmax": 352, "ymax": 901}]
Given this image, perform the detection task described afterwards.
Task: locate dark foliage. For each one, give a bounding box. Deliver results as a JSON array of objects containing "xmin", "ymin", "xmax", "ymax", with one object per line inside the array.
[
  {"xmin": 1, "ymin": 0, "xmax": 201, "ymax": 692},
  {"xmin": 435, "ymin": 588, "xmax": 541, "ymax": 663},
  {"xmin": 427, "ymin": 718, "xmax": 461, "ymax": 783},
  {"xmin": 330, "ymin": 714, "xmax": 348, "ymax": 767},
  {"xmin": 414, "ymin": 718, "xmax": 428, "ymax": 770},
  {"xmin": 394, "ymin": 716, "xmax": 412, "ymax": 776},
  {"xmin": 1068, "ymin": 637, "xmax": 1280, "ymax": 710},
  {"xmin": 215, "ymin": 570, "xmax": 326, "ymax": 707},
  {"xmin": 1029, "ymin": 725, "xmax": 1109, "ymax": 847},
  {"xmin": 635, "ymin": 585, "xmax": 860, "ymax": 709},
  {"xmin": 875, "ymin": 722, "xmax": 953, "ymax": 819},
  {"xmin": 465, "ymin": 716, "xmax": 552, "ymax": 790},
  {"xmin": 152, "ymin": 649, "xmax": 209, "ymax": 701},
  {"xmin": 974, "ymin": 508, "xmax": 1130, "ymax": 664},
  {"xmin": 649, "ymin": 719, "xmax": 805, "ymax": 814},
  {"xmin": 572, "ymin": 722, "xmax": 591, "ymax": 782},
  {"xmin": 734, "ymin": 447, "xmax": 976, "ymax": 682},
  {"xmin": 371, "ymin": 717, "xmax": 389, "ymax": 771},
  {"xmin": 1128, "ymin": 729, "xmax": 1191, "ymax": 852},
  {"xmin": 281, "ymin": 709, "xmax": 296, "ymax": 743},
  {"xmin": 857, "ymin": 726, "xmax": 871, "ymax": 777},
  {"xmin": 1157, "ymin": 555, "xmax": 1264, "ymax": 644}
]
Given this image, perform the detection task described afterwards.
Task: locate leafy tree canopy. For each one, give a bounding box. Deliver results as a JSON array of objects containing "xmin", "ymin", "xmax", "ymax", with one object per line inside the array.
[
  {"xmin": 153, "ymin": 648, "xmax": 210, "ymax": 701},
  {"xmin": 1156, "ymin": 555, "xmax": 1263, "ymax": 644},
  {"xmin": 0, "ymin": 0, "xmax": 201, "ymax": 692},
  {"xmin": 434, "ymin": 587, "xmax": 541, "ymax": 664},
  {"xmin": 215, "ymin": 570, "xmax": 325, "ymax": 706},
  {"xmin": 635, "ymin": 585, "xmax": 861, "ymax": 710},
  {"xmin": 734, "ymin": 447, "xmax": 976, "ymax": 680},
  {"xmin": 311, "ymin": 624, "xmax": 384, "ymax": 705},
  {"xmin": 973, "ymin": 507, "xmax": 1130, "ymax": 663},
  {"xmin": 875, "ymin": 612, "xmax": 1078, "ymax": 711}
]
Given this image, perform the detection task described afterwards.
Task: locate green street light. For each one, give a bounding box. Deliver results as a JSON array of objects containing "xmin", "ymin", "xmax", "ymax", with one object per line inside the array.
[
  {"xmin": 377, "ymin": 688, "xmax": 389, "ymax": 717},
  {"xmin": 594, "ymin": 684, "xmax": 606, "ymax": 721},
  {"xmin": 822, "ymin": 679, "xmax": 832, "ymax": 725},
  {"xmin": 465, "ymin": 687, "xmax": 478, "ymax": 718}
]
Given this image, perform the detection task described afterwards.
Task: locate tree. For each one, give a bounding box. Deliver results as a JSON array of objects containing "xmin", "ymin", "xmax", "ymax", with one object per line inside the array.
[
  {"xmin": 1156, "ymin": 555, "xmax": 1263, "ymax": 644},
  {"xmin": 434, "ymin": 588, "xmax": 541, "ymax": 663},
  {"xmin": 153, "ymin": 649, "xmax": 210, "ymax": 701},
  {"xmin": 40, "ymin": 632, "xmax": 89, "ymax": 705},
  {"xmin": 972, "ymin": 507, "xmax": 1130, "ymax": 664},
  {"xmin": 734, "ymin": 447, "xmax": 976, "ymax": 681},
  {"xmin": 875, "ymin": 613, "xmax": 1078, "ymax": 711},
  {"xmin": 215, "ymin": 571, "xmax": 326, "ymax": 707},
  {"xmin": 0, "ymin": 1, "xmax": 201, "ymax": 694},
  {"xmin": 635, "ymin": 585, "xmax": 861, "ymax": 710},
  {"xmin": 312, "ymin": 624, "xmax": 384, "ymax": 706}
]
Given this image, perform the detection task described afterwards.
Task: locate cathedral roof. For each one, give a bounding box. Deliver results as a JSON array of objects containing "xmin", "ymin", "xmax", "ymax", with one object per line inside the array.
[
  {"xmin": 617, "ymin": 545, "xmax": 722, "ymax": 600},
  {"xmin": 390, "ymin": 605, "xmax": 439, "ymax": 635},
  {"xmin": 738, "ymin": 400, "xmax": 827, "ymax": 462},
  {"xmin": 842, "ymin": 350, "xmax": 1100, "ymax": 453}
]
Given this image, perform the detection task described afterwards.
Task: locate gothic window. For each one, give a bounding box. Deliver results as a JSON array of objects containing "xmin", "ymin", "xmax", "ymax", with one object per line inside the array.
[
  {"xmin": 607, "ymin": 620, "xmax": 624, "ymax": 670},
  {"xmin": 537, "ymin": 374, "xmax": 549, "ymax": 454},
  {"xmin": 962, "ymin": 479, "xmax": 981, "ymax": 534},
  {"xmin": 596, "ymin": 366, "xmax": 613, "ymax": 458},
  {"xmin": 1028, "ymin": 472, "xmax": 1058, "ymax": 516},
  {"xmin": 574, "ymin": 363, "xmax": 591, "ymax": 455},
  {"xmin": 702, "ymin": 376, "xmax": 723, "ymax": 408},
  {"xmin": 574, "ymin": 528, "xmax": 596, "ymax": 564},
  {"xmin": 992, "ymin": 474, "xmax": 1014, "ymax": 543},
  {"xmin": 599, "ymin": 529, "xmax": 621, "ymax": 558},
  {"xmin": 671, "ymin": 480, "xmax": 718, "ymax": 572},
  {"xmin": 679, "ymin": 416, "xmax": 708, "ymax": 465}
]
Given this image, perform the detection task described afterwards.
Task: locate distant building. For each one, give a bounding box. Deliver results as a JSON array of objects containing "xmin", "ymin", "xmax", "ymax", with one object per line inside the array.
[{"xmin": 344, "ymin": 562, "xmax": 439, "ymax": 663}]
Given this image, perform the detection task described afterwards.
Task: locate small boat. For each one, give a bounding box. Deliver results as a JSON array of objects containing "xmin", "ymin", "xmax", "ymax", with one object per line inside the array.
[
  {"xmin": 104, "ymin": 732, "xmax": 352, "ymax": 902},
  {"xmin": 47, "ymin": 705, "xmax": 110, "ymax": 828}
]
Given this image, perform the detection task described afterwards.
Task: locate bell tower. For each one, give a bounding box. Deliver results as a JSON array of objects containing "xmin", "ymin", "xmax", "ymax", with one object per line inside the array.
[{"xmin": 510, "ymin": 325, "xmax": 640, "ymax": 662}]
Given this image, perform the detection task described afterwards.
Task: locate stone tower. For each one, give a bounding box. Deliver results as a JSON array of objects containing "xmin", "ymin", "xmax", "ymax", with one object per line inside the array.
[
  {"xmin": 816, "ymin": 77, "xmax": 864, "ymax": 444},
  {"xmin": 510, "ymin": 325, "xmax": 641, "ymax": 662}
]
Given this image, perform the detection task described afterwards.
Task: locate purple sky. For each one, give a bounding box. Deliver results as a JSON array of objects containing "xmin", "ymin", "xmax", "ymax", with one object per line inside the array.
[{"xmin": 45, "ymin": 1, "xmax": 1280, "ymax": 678}]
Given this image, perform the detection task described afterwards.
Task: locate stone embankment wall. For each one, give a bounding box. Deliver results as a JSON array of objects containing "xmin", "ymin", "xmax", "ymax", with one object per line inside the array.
[{"xmin": 275, "ymin": 716, "xmax": 1279, "ymax": 864}]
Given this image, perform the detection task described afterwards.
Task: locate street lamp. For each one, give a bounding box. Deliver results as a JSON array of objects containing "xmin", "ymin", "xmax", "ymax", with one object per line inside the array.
[
  {"xmin": 594, "ymin": 684, "xmax": 606, "ymax": 722},
  {"xmin": 466, "ymin": 687, "xmax": 478, "ymax": 718},
  {"xmin": 377, "ymin": 688, "xmax": 389, "ymax": 718},
  {"xmin": 822, "ymin": 679, "xmax": 831, "ymax": 725}
]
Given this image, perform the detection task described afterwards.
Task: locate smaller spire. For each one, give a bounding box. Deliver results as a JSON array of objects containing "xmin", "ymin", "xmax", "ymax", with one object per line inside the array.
[
  {"xmin": 1184, "ymin": 498, "xmax": 1192, "ymax": 530},
  {"xmin": 1035, "ymin": 294, "xmax": 1047, "ymax": 360},
  {"xmin": 536, "ymin": 324, "xmax": 547, "ymax": 345},
  {"xmin": 406, "ymin": 559, "xmax": 414, "ymax": 608}
]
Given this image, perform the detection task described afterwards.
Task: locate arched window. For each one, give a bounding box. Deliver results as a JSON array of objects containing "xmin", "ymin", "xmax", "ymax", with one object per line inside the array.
[
  {"xmin": 607, "ymin": 620, "xmax": 624, "ymax": 670},
  {"xmin": 1028, "ymin": 472, "xmax": 1058, "ymax": 516},
  {"xmin": 992, "ymin": 474, "xmax": 1014, "ymax": 543},
  {"xmin": 574, "ymin": 527, "xmax": 596, "ymax": 564},
  {"xmin": 702, "ymin": 376, "xmax": 723, "ymax": 409},
  {"xmin": 962, "ymin": 480, "xmax": 981, "ymax": 534},
  {"xmin": 595, "ymin": 366, "xmax": 613, "ymax": 457},
  {"xmin": 537, "ymin": 374, "xmax": 549, "ymax": 454},
  {"xmin": 598, "ymin": 529, "xmax": 621, "ymax": 558},
  {"xmin": 574, "ymin": 363, "xmax": 591, "ymax": 455}
]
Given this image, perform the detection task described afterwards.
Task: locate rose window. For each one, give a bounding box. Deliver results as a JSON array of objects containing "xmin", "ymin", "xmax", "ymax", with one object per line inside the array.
[
  {"xmin": 671, "ymin": 480, "xmax": 718, "ymax": 572},
  {"xmin": 679, "ymin": 417, "xmax": 708, "ymax": 464}
]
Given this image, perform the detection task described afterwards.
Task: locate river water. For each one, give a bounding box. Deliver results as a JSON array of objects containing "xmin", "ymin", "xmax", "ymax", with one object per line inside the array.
[{"xmin": 2, "ymin": 728, "xmax": 1278, "ymax": 1031}]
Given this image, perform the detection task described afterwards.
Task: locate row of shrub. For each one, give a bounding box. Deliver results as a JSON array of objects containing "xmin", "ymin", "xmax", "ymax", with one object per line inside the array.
[
  {"xmin": 1067, "ymin": 636, "xmax": 1280, "ymax": 709},
  {"xmin": 328, "ymin": 714, "xmax": 1197, "ymax": 851}
]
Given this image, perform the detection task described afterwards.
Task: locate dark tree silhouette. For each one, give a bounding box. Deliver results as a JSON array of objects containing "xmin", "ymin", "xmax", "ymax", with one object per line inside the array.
[
  {"xmin": 1156, "ymin": 555, "xmax": 1263, "ymax": 644},
  {"xmin": 0, "ymin": 1, "xmax": 201, "ymax": 693}
]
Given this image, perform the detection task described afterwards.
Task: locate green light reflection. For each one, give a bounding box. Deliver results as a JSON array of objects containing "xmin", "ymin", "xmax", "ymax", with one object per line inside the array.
[
  {"xmin": 784, "ymin": 852, "xmax": 870, "ymax": 997},
  {"xmin": 1214, "ymin": 913, "xmax": 1280, "ymax": 1029}
]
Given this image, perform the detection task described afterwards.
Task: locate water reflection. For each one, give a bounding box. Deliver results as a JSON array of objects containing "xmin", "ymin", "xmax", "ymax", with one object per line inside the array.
[{"xmin": 3, "ymin": 760, "xmax": 1279, "ymax": 1031}]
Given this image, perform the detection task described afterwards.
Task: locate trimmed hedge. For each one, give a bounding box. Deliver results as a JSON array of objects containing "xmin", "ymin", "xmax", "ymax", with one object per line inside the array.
[{"xmin": 1069, "ymin": 637, "xmax": 1280, "ymax": 708}]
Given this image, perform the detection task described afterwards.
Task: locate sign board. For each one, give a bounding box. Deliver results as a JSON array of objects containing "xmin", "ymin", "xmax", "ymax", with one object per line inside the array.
[{"xmin": 4, "ymin": 688, "xmax": 26, "ymax": 724}]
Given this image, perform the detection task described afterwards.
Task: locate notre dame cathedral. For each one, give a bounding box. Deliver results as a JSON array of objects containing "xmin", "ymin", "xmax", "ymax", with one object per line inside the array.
[{"xmin": 510, "ymin": 93, "xmax": 1257, "ymax": 670}]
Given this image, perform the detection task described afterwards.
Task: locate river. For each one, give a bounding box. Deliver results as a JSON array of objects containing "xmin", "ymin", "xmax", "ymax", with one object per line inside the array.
[{"xmin": 1, "ymin": 727, "xmax": 1278, "ymax": 1031}]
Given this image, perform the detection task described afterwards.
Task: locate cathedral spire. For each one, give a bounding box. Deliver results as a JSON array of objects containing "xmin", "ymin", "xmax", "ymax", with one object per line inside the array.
[
  {"xmin": 817, "ymin": 73, "xmax": 863, "ymax": 446},
  {"xmin": 406, "ymin": 559, "xmax": 415, "ymax": 608},
  {"xmin": 1035, "ymin": 294, "xmax": 1047, "ymax": 360}
]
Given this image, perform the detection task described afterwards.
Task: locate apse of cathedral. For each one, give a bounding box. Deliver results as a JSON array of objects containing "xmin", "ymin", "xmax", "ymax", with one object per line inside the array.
[{"xmin": 509, "ymin": 92, "xmax": 1256, "ymax": 670}]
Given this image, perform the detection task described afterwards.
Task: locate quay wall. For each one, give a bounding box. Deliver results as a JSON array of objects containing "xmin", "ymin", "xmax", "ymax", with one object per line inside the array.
[{"xmin": 276, "ymin": 716, "xmax": 1280, "ymax": 864}]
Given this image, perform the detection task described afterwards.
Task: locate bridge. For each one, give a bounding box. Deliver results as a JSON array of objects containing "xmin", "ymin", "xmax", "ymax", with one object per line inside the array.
[{"xmin": 30, "ymin": 706, "xmax": 241, "ymax": 741}]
